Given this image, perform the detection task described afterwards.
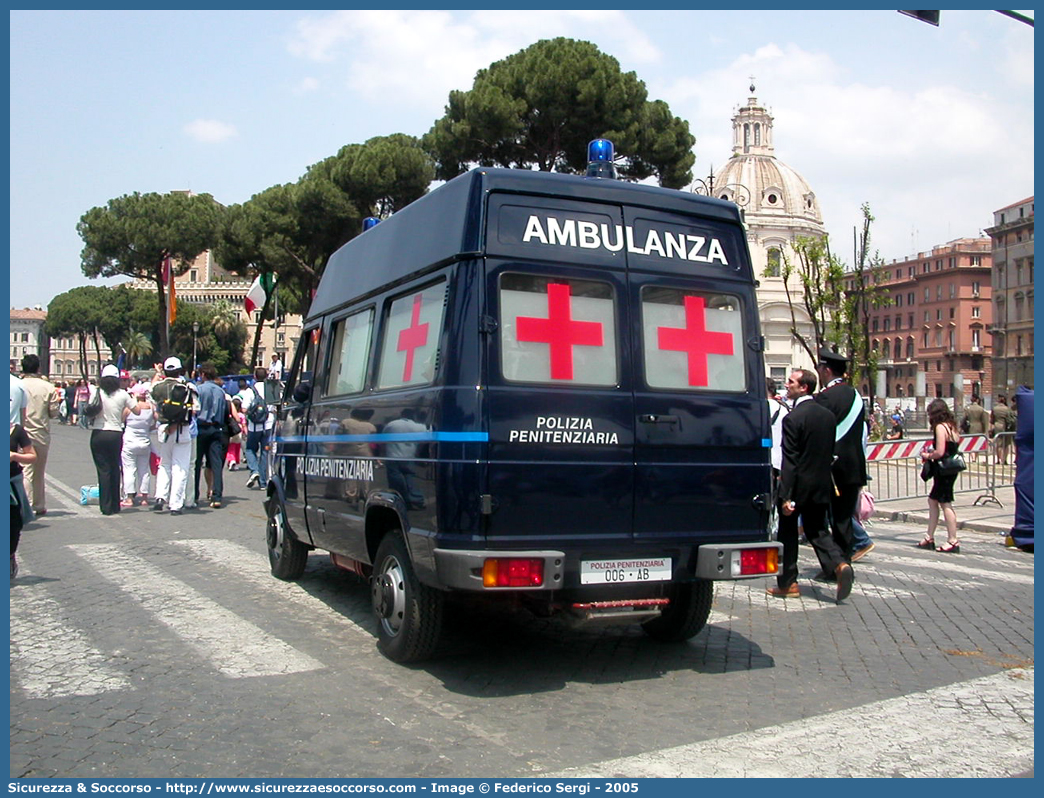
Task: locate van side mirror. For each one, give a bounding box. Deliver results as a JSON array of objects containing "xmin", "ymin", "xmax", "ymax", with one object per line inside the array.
[{"xmin": 292, "ymin": 382, "xmax": 312, "ymax": 404}]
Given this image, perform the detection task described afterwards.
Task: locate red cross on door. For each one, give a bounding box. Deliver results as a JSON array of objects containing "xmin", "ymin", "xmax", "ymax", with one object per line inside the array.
[
  {"xmin": 515, "ymin": 283, "xmax": 604, "ymax": 380},
  {"xmin": 657, "ymin": 295, "xmax": 734, "ymax": 386},
  {"xmin": 397, "ymin": 294, "xmax": 429, "ymax": 382}
]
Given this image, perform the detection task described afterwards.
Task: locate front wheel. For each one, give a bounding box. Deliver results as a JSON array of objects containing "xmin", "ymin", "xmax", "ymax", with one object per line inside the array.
[
  {"xmin": 266, "ymin": 499, "xmax": 307, "ymax": 581},
  {"xmin": 641, "ymin": 579, "xmax": 714, "ymax": 642},
  {"xmin": 371, "ymin": 530, "xmax": 443, "ymax": 663}
]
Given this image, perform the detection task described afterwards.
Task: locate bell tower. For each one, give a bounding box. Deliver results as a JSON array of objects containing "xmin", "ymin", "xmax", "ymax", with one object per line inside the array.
[{"xmin": 732, "ymin": 80, "xmax": 775, "ymax": 157}]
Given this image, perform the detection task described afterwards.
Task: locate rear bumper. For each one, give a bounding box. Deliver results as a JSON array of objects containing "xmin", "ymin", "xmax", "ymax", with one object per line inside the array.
[
  {"xmin": 434, "ymin": 549, "xmax": 566, "ymax": 591},
  {"xmin": 433, "ymin": 541, "xmax": 781, "ymax": 592}
]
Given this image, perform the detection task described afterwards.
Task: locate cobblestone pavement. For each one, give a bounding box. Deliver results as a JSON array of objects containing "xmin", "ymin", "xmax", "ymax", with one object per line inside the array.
[{"xmin": 9, "ymin": 424, "xmax": 1035, "ymax": 778}]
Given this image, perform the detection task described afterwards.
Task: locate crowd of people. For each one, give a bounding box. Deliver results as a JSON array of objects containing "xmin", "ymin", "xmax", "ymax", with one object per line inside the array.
[
  {"xmin": 11, "ymin": 345, "xmax": 1018, "ymax": 586},
  {"xmin": 764, "ymin": 347, "xmax": 1002, "ymax": 604},
  {"xmin": 9, "ymin": 355, "xmax": 277, "ymax": 575}
]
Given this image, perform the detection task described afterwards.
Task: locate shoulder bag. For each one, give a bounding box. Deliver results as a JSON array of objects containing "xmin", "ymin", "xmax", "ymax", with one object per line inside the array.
[
  {"xmin": 936, "ymin": 451, "xmax": 967, "ymax": 476},
  {"xmin": 920, "ymin": 459, "xmax": 935, "ymax": 482},
  {"xmin": 224, "ymin": 399, "xmax": 241, "ymax": 439}
]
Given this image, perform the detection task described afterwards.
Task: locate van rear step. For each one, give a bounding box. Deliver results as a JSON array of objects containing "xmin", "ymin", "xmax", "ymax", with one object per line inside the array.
[{"xmin": 567, "ymin": 597, "xmax": 669, "ymax": 625}]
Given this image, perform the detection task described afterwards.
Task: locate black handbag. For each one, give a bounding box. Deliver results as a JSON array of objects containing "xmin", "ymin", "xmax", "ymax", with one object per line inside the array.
[
  {"xmin": 224, "ymin": 402, "xmax": 241, "ymax": 438},
  {"xmin": 920, "ymin": 459, "xmax": 935, "ymax": 482},
  {"xmin": 936, "ymin": 452, "xmax": 967, "ymax": 476}
]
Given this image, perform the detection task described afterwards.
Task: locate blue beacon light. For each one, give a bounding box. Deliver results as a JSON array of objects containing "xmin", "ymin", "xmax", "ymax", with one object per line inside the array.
[
  {"xmin": 586, "ymin": 138, "xmax": 617, "ymax": 179},
  {"xmin": 362, "ymin": 216, "xmax": 380, "ymax": 231}
]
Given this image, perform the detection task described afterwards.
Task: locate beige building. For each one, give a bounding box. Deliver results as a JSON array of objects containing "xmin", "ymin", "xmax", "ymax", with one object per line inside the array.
[
  {"xmin": 10, "ymin": 307, "xmax": 117, "ymax": 383},
  {"xmin": 130, "ymin": 249, "xmax": 303, "ymax": 372},
  {"xmin": 698, "ymin": 87, "xmax": 825, "ymax": 385},
  {"xmin": 985, "ymin": 196, "xmax": 1034, "ymax": 393},
  {"xmin": 9, "ymin": 308, "xmax": 49, "ymax": 374}
]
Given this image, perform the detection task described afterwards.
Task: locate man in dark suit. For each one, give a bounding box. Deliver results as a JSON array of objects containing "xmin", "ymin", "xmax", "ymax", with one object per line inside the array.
[
  {"xmin": 814, "ymin": 348, "xmax": 870, "ymax": 568},
  {"xmin": 771, "ymin": 368, "xmax": 855, "ymax": 602}
]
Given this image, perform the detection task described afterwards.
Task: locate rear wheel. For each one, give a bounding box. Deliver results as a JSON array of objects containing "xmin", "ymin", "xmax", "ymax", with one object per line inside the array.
[
  {"xmin": 641, "ymin": 579, "xmax": 714, "ymax": 642},
  {"xmin": 371, "ymin": 529, "xmax": 443, "ymax": 663},
  {"xmin": 266, "ymin": 499, "xmax": 307, "ymax": 581}
]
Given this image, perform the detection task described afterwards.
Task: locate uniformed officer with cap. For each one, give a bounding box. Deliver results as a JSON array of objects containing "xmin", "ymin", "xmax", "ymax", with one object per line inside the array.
[{"xmin": 814, "ymin": 348, "xmax": 869, "ymax": 578}]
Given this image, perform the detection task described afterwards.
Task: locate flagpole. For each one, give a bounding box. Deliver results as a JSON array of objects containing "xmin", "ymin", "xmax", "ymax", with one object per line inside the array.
[{"xmin": 163, "ymin": 254, "xmax": 170, "ymax": 357}]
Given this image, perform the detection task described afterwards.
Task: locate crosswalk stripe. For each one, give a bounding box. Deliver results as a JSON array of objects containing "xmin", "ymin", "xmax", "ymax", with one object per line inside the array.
[
  {"xmin": 844, "ymin": 550, "xmax": 1033, "ymax": 585},
  {"xmin": 68, "ymin": 544, "xmax": 324, "ymax": 678},
  {"xmin": 547, "ymin": 667, "xmax": 1034, "ymax": 778},
  {"xmin": 717, "ymin": 579, "xmax": 920, "ymax": 613},
  {"xmin": 865, "ymin": 542, "xmax": 1036, "ymax": 573},
  {"xmin": 42, "ymin": 473, "xmax": 94, "ymax": 516},
  {"xmin": 10, "ymin": 571, "xmax": 133, "ymax": 699},
  {"xmin": 169, "ymin": 538, "xmax": 373, "ymax": 647}
]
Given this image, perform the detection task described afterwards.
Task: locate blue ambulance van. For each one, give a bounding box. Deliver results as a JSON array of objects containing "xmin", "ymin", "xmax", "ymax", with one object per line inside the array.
[{"xmin": 266, "ymin": 145, "xmax": 781, "ymax": 662}]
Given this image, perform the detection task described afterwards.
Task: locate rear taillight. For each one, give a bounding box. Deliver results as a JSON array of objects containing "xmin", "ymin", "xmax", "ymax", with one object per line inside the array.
[
  {"xmin": 738, "ymin": 547, "xmax": 779, "ymax": 576},
  {"xmin": 482, "ymin": 558, "xmax": 544, "ymax": 587}
]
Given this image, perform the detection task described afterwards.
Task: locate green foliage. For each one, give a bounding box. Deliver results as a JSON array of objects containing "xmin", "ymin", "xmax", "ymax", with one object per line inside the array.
[
  {"xmin": 44, "ymin": 286, "xmax": 112, "ymax": 378},
  {"xmin": 78, "ymin": 191, "xmax": 223, "ymax": 281},
  {"xmin": 423, "ymin": 38, "xmax": 694, "ymax": 188},
  {"xmin": 840, "ymin": 204, "xmax": 892, "ymax": 403},
  {"xmin": 319, "ymin": 133, "xmax": 435, "ymax": 219},
  {"xmin": 776, "ymin": 204, "xmax": 891, "ymax": 410},
  {"xmin": 778, "ymin": 234, "xmax": 846, "ymax": 365},
  {"xmin": 215, "ymin": 134, "xmax": 432, "ymax": 366},
  {"xmin": 44, "ymin": 286, "xmax": 108, "ymax": 340},
  {"xmin": 77, "ymin": 191, "xmax": 223, "ymax": 357},
  {"xmin": 167, "ymin": 302, "xmax": 248, "ymax": 374},
  {"xmin": 122, "ymin": 328, "xmax": 153, "ymax": 369}
]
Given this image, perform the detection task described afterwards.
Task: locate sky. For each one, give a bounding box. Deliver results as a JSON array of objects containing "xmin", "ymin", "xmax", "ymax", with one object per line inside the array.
[{"xmin": 7, "ymin": 8, "xmax": 1035, "ymax": 311}]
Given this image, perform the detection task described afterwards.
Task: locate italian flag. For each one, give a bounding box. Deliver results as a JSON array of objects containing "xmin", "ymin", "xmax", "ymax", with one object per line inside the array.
[{"xmin": 244, "ymin": 273, "xmax": 274, "ymax": 314}]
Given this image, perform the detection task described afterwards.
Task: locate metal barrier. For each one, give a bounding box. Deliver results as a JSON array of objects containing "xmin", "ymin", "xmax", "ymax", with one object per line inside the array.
[{"xmin": 865, "ymin": 433, "xmax": 1016, "ymax": 506}]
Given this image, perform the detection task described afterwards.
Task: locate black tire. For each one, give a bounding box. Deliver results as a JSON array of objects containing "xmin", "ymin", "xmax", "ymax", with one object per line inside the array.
[
  {"xmin": 641, "ymin": 579, "xmax": 714, "ymax": 642},
  {"xmin": 266, "ymin": 500, "xmax": 307, "ymax": 581},
  {"xmin": 371, "ymin": 529, "xmax": 443, "ymax": 663}
]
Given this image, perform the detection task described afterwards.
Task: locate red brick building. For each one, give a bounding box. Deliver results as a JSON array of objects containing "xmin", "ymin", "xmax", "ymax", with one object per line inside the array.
[
  {"xmin": 849, "ymin": 237, "xmax": 993, "ymax": 409},
  {"xmin": 985, "ymin": 196, "xmax": 1034, "ymax": 393}
]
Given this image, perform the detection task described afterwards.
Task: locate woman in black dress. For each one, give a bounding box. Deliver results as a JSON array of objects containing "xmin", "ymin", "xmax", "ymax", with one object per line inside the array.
[{"xmin": 917, "ymin": 398, "xmax": 962, "ymax": 553}]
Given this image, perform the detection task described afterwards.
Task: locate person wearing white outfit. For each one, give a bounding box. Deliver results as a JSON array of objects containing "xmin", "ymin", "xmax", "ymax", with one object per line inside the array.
[
  {"xmin": 149, "ymin": 357, "xmax": 198, "ymax": 515},
  {"xmin": 121, "ymin": 384, "xmax": 157, "ymax": 507}
]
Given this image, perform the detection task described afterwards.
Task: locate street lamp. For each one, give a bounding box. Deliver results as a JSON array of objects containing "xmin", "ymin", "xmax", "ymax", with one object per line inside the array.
[
  {"xmin": 691, "ymin": 166, "xmax": 751, "ymax": 208},
  {"xmin": 192, "ymin": 321, "xmax": 200, "ymax": 373}
]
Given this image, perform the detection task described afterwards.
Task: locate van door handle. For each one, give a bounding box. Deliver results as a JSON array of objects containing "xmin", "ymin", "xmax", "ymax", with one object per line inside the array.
[{"xmin": 639, "ymin": 414, "xmax": 679, "ymax": 424}]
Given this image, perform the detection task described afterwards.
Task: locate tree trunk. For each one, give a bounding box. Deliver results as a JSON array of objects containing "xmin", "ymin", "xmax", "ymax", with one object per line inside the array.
[
  {"xmin": 79, "ymin": 335, "xmax": 88, "ymax": 382},
  {"xmin": 92, "ymin": 330, "xmax": 102, "ymax": 375}
]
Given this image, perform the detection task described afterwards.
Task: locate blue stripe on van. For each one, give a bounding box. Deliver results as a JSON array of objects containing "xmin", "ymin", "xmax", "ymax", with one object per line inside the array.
[{"xmin": 275, "ymin": 432, "xmax": 489, "ymax": 444}]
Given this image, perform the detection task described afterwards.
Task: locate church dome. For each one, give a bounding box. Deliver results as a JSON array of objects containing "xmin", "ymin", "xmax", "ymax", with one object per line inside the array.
[{"xmin": 709, "ymin": 92, "xmax": 823, "ymax": 227}]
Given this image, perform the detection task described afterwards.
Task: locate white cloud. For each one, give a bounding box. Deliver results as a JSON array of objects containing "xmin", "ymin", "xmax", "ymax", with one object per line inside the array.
[
  {"xmin": 657, "ymin": 39, "xmax": 1031, "ymax": 259},
  {"xmin": 286, "ymin": 9, "xmax": 662, "ymax": 112},
  {"xmin": 183, "ymin": 119, "xmax": 238, "ymax": 143},
  {"xmin": 999, "ymin": 25, "xmax": 1034, "ymax": 87},
  {"xmin": 294, "ymin": 77, "xmax": 320, "ymax": 94}
]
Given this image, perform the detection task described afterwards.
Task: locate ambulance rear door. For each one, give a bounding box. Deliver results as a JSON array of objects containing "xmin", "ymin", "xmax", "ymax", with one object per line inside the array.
[
  {"xmin": 623, "ymin": 205, "xmax": 769, "ymax": 544},
  {"xmin": 482, "ymin": 195, "xmax": 635, "ymax": 548}
]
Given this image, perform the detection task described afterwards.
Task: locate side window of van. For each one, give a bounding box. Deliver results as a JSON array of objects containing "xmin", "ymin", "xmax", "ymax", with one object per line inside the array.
[
  {"xmin": 376, "ymin": 280, "xmax": 447, "ymax": 390},
  {"xmin": 326, "ymin": 309, "xmax": 374, "ymax": 397},
  {"xmin": 499, "ymin": 273, "xmax": 617, "ymax": 386},
  {"xmin": 641, "ymin": 287, "xmax": 745, "ymax": 392},
  {"xmin": 286, "ymin": 327, "xmax": 320, "ymax": 404}
]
